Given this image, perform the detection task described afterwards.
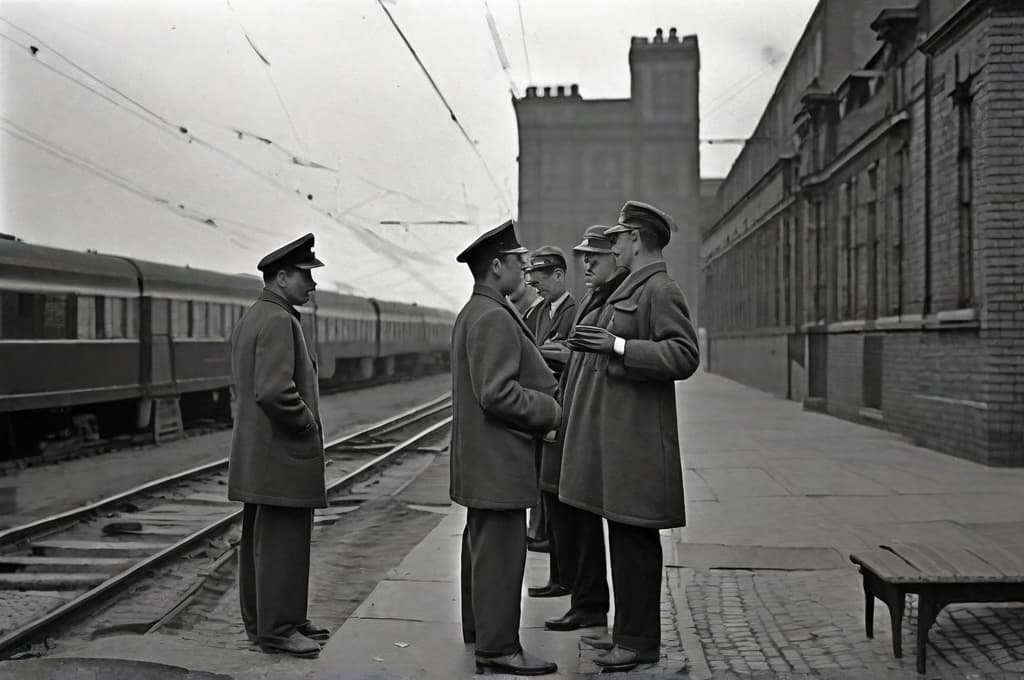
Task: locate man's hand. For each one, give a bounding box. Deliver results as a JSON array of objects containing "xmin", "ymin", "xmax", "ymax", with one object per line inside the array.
[{"xmin": 566, "ymin": 325, "xmax": 618, "ymax": 354}]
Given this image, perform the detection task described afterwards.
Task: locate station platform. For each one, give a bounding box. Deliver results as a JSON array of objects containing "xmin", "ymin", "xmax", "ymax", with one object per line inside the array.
[{"xmin": 4, "ymin": 371, "xmax": 1024, "ymax": 679}]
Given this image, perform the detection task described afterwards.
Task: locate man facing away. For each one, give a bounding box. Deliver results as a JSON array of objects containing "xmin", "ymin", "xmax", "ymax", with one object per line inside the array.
[
  {"xmin": 562, "ymin": 202, "xmax": 701, "ymax": 672},
  {"xmin": 227, "ymin": 233, "xmax": 331, "ymax": 659},
  {"xmin": 450, "ymin": 219, "xmax": 562, "ymax": 676},
  {"xmin": 540, "ymin": 225, "xmax": 628, "ymax": 634}
]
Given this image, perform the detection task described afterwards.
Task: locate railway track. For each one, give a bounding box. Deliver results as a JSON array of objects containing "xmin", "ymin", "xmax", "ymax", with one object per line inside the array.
[{"xmin": 0, "ymin": 394, "xmax": 453, "ymax": 658}]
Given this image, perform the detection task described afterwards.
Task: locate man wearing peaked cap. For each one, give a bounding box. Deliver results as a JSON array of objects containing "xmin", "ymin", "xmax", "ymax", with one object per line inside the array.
[
  {"xmin": 256, "ymin": 232, "xmax": 325, "ymax": 272},
  {"xmin": 450, "ymin": 219, "xmax": 561, "ymax": 676},
  {"xmin": 560, "ymin": 201, "xmax": 700, "ymax": 671},
  {"xmin": 536, "ymin": 223, "xmax": 629, "ymax": 637},
  {"xmin": 455, "ymin": 218, "xmax": 528, "ymax": 263},
  {"xmin": 604, "ymin": 200, "xmax": 676, "ymax": 247},
  {"xmin": 521, "ymin": 244, "xmax": 576, "ymax": 591},
  {"xmin": 228, "ymin": 233, "xmax": 329, "ymax": 659}
]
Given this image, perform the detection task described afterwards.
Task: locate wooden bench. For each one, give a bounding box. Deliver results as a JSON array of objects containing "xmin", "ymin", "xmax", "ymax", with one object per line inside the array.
[{"xmin": 849, "ymin": 542, "xmax": 1024, "ymax": 674}]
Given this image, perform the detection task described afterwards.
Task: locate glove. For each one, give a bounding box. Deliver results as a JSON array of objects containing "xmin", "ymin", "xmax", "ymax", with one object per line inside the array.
[{"xmin": 566, "ymin": 325, "xmax": 618, "ymax": 355}]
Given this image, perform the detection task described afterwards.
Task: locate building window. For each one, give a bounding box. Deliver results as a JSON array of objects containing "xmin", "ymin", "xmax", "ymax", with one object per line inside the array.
[
  {"xmin": 888, "ymin": 146, "xmax": 906, "ymax": 316},
  {"xmin": 956, "ymin": 89, "xmax": 974, "ymax": 308},
  {"xmin": 865, "ymin": 164, "xmax": 881, "ymax": 319},
  {"xmin": 837, "ymin": 182, "xmax": 852, "ymax": 319}
]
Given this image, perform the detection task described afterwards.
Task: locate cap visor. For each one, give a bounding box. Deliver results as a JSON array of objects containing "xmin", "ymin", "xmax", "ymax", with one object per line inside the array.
[
  {"xmin": 498, "ymin": 246, "xmax": 529, "ymax": 254},
  {"xmin": 293, "ymin": 258, "xmax": 325, "ymax": 269},
  {"xmin": 603, "ymin": 224, "xmax": 630, "ymax": 235},
  {"xmin": 573, "ymin": 245, "xmax": 612, "ymax": 254}
]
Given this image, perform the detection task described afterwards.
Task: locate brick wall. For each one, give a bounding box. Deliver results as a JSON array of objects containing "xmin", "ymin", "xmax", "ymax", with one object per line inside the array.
[
  {"xmin": 975, "ymin": 6, "xmax": 1024, "ymax": 465},
  {"xmin": 824, "ymin": 333, "xmax": 863, "ymax": 421},
  {"xmin": 708, "ymin": 334, "xmax": 789, "ymax": 397}
]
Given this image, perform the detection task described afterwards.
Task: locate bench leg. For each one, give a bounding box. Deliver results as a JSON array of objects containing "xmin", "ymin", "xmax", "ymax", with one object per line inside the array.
[
  {"xmin": 889, "ymin": 588, "xmax": 905, "ymax": 659},
  {"xmin": 862, "ymin": 573, "xmax": 874, "ymax": 639},
  {"xmin": 915, "ymin": 588, "xmax": 942, "ymax": 675}
]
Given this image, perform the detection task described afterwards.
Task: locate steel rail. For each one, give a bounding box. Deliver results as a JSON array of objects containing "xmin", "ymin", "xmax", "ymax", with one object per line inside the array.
[
  {"xmin": 0, "ymin": 397, "xmax": 451, "ymax": 657},
  {"xmin": 0, "ymin": 393, "xmax": 451, "ymax": 548}
]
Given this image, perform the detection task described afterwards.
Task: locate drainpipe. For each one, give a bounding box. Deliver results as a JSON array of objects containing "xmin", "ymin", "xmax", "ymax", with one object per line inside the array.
[{"xmin": 922, "ymin": 54, "xmax": 933, "ymax": 315}]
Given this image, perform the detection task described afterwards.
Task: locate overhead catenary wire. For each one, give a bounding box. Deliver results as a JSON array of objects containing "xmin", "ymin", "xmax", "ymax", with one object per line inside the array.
[
  {"xmin": 224, "ymin": 0, "xmax": 308, "ymax": 157},
  {"xmin": 0, "ymin": 21, "xmax": 462, "ymax": 252},
  {"xmin": 515, "ymin": 0, "xmax": 532, "ymax": 84},
  {"xmin": 375, "ymin": 0, "xmax": 513, "ymax": 215},
  {"xmin": 0, "ymin": 28, "xmax": 457, "ymax": 283}
]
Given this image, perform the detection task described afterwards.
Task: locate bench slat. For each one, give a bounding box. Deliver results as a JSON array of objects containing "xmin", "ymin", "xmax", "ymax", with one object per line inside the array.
[
  {"xmin": 964, "ymin": 544, "xmax": 1024, "ymax": 578},
  {"xmin": 891, "ymin": 542, "xmax": 1005, "ymax": 581},
  {"xmin": 850, "ymin": 548, "xmax": 927, "ymax": 582}
]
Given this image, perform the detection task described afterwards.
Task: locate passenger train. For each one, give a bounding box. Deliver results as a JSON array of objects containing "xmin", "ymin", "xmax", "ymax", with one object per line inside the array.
[{"xmin": 0, "ymin": 236, "xmax": 455, "ymax": 461}]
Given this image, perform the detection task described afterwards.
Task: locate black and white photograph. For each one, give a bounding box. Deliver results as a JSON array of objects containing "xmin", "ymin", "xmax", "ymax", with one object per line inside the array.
[{"xmin": 1, "ymin": 0, "xmax": 1022, "ymax": 677}]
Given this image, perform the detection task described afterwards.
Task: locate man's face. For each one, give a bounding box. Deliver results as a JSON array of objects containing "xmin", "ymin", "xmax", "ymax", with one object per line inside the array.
[
  {"xmin": 525, "ymin": 267, "xmax": 563, "ymax": 299},
  {"xmin": 496, "ymin": 253, "xmax": 525, "ymax": 296},
  {"xmin": 278, "ymin": 267, "xmax": 317, "ymax": 306},
  {"xmin": 583, "ymin": 252, "xmax": 617, "ymax": 287},
  {"xmin": 609, "ymin": 229, "xmax": 638, "ymax": 269}
]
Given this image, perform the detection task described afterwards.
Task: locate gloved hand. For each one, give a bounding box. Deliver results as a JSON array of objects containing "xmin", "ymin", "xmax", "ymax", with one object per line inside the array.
[{"xmin": 566, "ymin": 325, "xmax": 618, "ymax": 355}]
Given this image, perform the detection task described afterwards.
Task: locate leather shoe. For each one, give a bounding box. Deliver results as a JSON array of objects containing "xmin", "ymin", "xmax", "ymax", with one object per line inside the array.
[
  {"xmin": 580, "ymin": 633, "xmax": 614, "ymax": 650},
  {"xmin": 544, "ymin": 610, "xmax": 606, "ymax": 631},
  {"xmin": 475, "ymin": 647, "xmax": 557, "ymax": 676},
  {"xmin": 526, "ymin": 538, "xmax": 550, "ymax": 553},
  {"xmin": 297, "ymin": 621, "xmax": 331, "ymax": 644},
  {"xmin": 258, "ymin": 631, "xmax": 321, "ymax": 658},
  {"xmin": 593, "ymin": 645, "xmax": 659, "ymax": 671},
  {"xmin": 527, "ymin": 583, "xmax": 570, "ymax": 598}
]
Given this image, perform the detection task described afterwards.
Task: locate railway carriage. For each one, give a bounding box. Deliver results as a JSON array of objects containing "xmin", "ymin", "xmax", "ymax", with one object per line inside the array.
[
  {"xmin": 0, "ymin": 237, "xmax": 456, "ymax": 462},
  {"xmin": 313, "ymin": 290, "xmax": 379, "ymax": 384}
]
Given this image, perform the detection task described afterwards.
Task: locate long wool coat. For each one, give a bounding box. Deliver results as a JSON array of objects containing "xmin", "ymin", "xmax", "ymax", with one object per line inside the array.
[
  {"xmin": 228, "ymin": 289, "xmax": 327, "ymax": 508},
  {"xmin": 539, "ymin": 269, "xmax": 628, "ymax": 494},
  {"xmin": 450, "ymin": 284, "xmax": 561, "ymax": 510},
  {"xmin": 558, "ymin": 262, "xmax": 699, "ymax": 528}
]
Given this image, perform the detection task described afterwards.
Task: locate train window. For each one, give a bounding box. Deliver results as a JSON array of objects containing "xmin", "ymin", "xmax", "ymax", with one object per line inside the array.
[
  {"xmin": 191, "ymin": 301, "xmax": 208, "ymax": 338},
  {"xmin": 170, "ymin": 300, "xmax": 190, "ymax": 337},
  {"xmin": 104, "ymin": 297, "xmax": 125, "ymax": 338},
  {"xmin": 77, "ymin": 296, "xmax": 97, "ymax": 339},
  {"xmin": 317, "ymin": 317, "xmax": 326, "ymax": 342},
  {"xmin": 150, "ymin": 298, "xmax": 169, "ymax": 335},
  {"xmin": 125, "ymin": 298, "xmax": 139, "ymax": 338}
]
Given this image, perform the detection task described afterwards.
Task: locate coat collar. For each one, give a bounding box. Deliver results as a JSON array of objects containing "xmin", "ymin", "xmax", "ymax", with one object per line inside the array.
[
  {"xmin": 607, "ymin": 261, "xmax": 666, "ymax": 303},
  {"xmin": 259, "ymin": 288, "xmax": 300, "ymax": 320},
  {"xmin": 473, "ymin": 283, "xmax": 536, "ymax": 342}
]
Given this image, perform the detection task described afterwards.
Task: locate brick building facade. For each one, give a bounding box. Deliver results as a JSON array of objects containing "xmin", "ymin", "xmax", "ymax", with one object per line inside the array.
[
  {"xmin": 514, "ymin": 29, "xmax": 701, "ymax": 321},
  {"xmin": 701, "ymin": 0, "xmax": 1024, "ymax": 466}
]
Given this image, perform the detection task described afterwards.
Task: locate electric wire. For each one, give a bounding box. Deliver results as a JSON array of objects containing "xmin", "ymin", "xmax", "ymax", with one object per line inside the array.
[{"xmin": 375, "ymin": 0, "xmax": 513, "ymax": 214}]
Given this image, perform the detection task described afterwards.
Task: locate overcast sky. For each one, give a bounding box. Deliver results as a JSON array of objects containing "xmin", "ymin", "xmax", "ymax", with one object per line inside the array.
[{"xmin": 0, "ymin": 0, "xmax": 816, "ymax": 309}]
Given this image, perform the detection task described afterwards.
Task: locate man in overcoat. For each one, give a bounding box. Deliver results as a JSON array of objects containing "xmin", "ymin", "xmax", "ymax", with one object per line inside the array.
[
  {"xmin": 522, "ymin": 246, "xmax": 576, "ymax": 568},
  {"xmin": 228, "ymin": 233, "xmax": 330, "ymax": 658},
  {"xmin": 541, "ymin": 225, "xmax": 628, "ymax": 633},
  {"xmin": 451, "ymin": 219, "xmax": 562, "ymax": 676},
  {"xmin": 562, "ymin": 202, "xmax": 700, "ymax": 672}
]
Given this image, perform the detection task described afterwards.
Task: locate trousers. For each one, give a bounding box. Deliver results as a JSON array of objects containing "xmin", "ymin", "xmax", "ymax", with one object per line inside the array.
[
  {"xmin": 460, "ymin": 507, "xmax": 527, "ymax": 656},
  {"xmin": 547, "ymin": 493, "xmax": 608, "ymax": 614},
  {"xmin": 607, "ymin": 519, "xmax": 662, "ymax": 655},
  {"xmin": 239, "ymin": 503, "xmax": 314, "ymax": 643}
]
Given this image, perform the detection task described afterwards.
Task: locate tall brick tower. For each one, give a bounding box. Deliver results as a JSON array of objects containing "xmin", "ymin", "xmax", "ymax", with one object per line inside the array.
[{"xmin": 513, "ymin": 27, "xmax": 701, "ymax": 322}]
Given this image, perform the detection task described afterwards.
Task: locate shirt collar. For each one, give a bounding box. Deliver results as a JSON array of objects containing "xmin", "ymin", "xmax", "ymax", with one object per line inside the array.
[{"xmin": 548, "ymin": 290, "xmax": 570, "ymax": 318}]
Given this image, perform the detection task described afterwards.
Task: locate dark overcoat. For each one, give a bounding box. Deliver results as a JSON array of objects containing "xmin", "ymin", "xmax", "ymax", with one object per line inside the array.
[
  {"xmin": 539, "ymin": 269, "xmax": 628, "ymax": 494},
  {"xmin": 450, "ymin": 284, "xmax": 561, "ymax": 509},
  {"xmin": 558, "ymin": 262, "xmax": 699, "ymax": 528},
  {"xmin": 536, "ymin": 293, "xmax": 577, "ymax": 376},
  {"xmin": 228, "ymin": 289, "xmax": 327, "ymax": 508}
]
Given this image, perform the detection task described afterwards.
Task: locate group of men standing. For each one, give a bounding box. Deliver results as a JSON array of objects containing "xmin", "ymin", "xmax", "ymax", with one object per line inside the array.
[{"xmin": 451, "ymin": 200, "xmax": 701, "ymax": 675}]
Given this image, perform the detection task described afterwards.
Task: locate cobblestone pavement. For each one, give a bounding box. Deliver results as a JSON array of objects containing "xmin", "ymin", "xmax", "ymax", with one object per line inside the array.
[{"xmin": 668, "ymin": 566, "xmax": 1024, "ymax": 679}]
